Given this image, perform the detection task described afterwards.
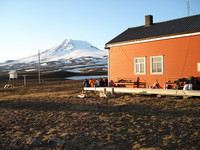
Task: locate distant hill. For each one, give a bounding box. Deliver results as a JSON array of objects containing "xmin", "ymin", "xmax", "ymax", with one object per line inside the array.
[{"xmin": 0, "ymin": 39, "xmax": 108, "ymax": 75}]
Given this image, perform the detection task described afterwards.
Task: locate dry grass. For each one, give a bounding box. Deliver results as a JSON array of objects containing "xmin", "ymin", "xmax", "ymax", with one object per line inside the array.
[{"xmin": 0, "ymin": 79, "xmax": 199, "ymax": 150}]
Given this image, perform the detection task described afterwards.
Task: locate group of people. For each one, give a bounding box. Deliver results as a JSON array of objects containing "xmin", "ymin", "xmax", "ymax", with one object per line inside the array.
[{"xmin": 83, "ymin": 78, "xmax": 108, "ymax": 87}]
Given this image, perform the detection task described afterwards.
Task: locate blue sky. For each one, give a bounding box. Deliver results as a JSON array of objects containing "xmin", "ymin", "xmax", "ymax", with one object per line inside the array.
[{"xmin": 0, "ymin": 0, "xmax": 200, "ymax": 62}]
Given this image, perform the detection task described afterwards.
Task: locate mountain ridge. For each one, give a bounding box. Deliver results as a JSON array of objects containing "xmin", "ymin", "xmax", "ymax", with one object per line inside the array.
[{"xmin": 0, "ymin": 39, "xmax": 108, "ymax": 75}]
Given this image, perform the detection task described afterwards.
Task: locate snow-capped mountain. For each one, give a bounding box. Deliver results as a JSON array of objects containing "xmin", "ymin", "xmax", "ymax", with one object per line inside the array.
[{"xmin": 0, "ymin": 39, "xmax": 108, "ymax": 75}]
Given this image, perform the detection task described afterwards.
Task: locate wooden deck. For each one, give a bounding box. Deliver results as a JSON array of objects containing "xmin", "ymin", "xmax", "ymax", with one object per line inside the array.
[{"xmin": 84, "ymin": 87, "xmax": 200, "ymax": 97}]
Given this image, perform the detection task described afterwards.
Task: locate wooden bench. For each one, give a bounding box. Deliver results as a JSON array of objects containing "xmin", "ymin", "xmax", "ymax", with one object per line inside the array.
[
  {"xmin": 165, "ymin": 77, "xmax": 178, "ymax": 88},
  {"xmin": 114, "ymin": 77, "xmax": 146, "ymax": 88},
  {"xmin": 165, "ymin": 77, "xmax": 186, "ymax": 89}
]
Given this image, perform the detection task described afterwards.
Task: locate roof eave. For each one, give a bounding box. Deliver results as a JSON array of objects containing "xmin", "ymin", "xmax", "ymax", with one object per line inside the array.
[{"xmin": 106, "ymin": 31, "xmax": 200, "ymax": 47}]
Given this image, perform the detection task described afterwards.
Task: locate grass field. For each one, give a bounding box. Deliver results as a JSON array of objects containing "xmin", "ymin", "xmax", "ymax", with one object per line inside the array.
[{"xmin": 0, "ymin": 79, "xmax": 199, "ymax": 149}]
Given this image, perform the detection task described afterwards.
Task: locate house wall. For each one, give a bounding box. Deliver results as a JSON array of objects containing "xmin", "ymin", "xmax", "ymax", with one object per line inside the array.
[{"xmin": 108, "ymin": 34, "xmax": 200, "ymax": 88}]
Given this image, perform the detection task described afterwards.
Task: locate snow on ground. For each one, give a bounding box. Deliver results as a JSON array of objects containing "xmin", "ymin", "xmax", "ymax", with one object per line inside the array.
[
  {"xmin": 25, "ymin": 69, "xmax": 37, "ymax": 72},
  {"xmin": 66, "ymin": 75, "xmax": 107, "ymax": 80}
]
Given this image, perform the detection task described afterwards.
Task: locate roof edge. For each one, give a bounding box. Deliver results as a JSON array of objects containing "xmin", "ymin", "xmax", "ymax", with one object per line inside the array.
[{"xmin": 106, "ymin": 31, "xmax": 200, "ymax": 48}]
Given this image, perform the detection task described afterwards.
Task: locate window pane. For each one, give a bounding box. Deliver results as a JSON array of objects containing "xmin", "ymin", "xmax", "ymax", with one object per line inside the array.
[
  {"xmin": 140, "ymin": 64, "xmax": 144, "ymax": 73},
  {"xmin": 152, "ymin": 57, "xmax": 161, "ymax": 62},
  {"xmin": 157, "ymin": 63, "xmax": 162, "ymax": 72},
  {"xmin": 136, "ymin": 64, "xmax": 139, "ymax": 73},
  {"xmin": 152, "ymin": 57, "xmax": 156, "ymax": 62},
  {"xmin": 139, "ymin": 58, "xmax": 144, "ymax": 63},
  {"xmin": 136, "ymin": 58, "xmax": 144, "ymax": 63},
  {"xmin": 152, "ymin": 63, "xmax": 157, "ymax": 72}
]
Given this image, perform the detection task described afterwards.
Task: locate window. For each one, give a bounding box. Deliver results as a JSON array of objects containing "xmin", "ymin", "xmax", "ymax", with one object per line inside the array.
[
  {"xmin": 134, "ymin": 57, "xmax": 146, "ymax": 74},
  {"xmin": 150, "ymin": 55, "xmax": 164, "ymax": 74}
]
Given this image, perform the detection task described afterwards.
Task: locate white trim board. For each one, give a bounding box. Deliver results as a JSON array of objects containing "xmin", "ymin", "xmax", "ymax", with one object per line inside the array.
[
  {"xmin": 84, "ymin": 87, "xmax": 200, "ymax": 97},
  {"xmin": 107, "ymin": 32, "xmax": 200, "ymax": 48}
]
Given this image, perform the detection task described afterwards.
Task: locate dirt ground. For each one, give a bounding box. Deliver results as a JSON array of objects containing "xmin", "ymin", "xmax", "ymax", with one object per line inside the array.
[{"xmin": 0, "ymin": 79, "xmax": 199, "ymax": 150}]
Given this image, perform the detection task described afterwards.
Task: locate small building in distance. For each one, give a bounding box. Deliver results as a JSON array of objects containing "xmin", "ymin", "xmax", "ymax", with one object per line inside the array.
[
  {"xmin": 9, "ymin": 70, "xmax": 18, "ymax": 79},
  {"xmin": 106, "ymin": 14, "xmax": 200, "ymax": 88}
]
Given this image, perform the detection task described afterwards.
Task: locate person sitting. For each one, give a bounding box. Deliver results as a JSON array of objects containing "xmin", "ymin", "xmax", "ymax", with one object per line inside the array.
[
  {"xmin": 99, "ymin": 78, "xmax": 105, "ymax": 87},
  {"xmin": 89, "ymin": 79, "xmax": 95, "ymax": 87},
  {"xmin": 83, "ymin": 79, "xmax": 90, "ymax": 87},
  {"xmin": 104, "ymin": 78, "xmax": 108, "ymax": 87},
  {"xmin": 95, "ymin": 79, "xmax": 100, "ymax": 87}
]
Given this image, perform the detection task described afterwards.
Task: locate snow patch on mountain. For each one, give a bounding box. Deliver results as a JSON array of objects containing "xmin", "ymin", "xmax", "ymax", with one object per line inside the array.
[
  {"xmin": 15, "ymin": 39, "xmax": 107, "ymax": 63},
  {"xmin": 0, "ymin": 39, "xmax": 108, "ymax": 75}
]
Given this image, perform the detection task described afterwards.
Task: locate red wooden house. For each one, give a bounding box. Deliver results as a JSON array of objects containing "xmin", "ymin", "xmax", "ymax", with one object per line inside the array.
[{"xmin": 106, "ymin": 14, "xmax": 200, "ymax": 89}]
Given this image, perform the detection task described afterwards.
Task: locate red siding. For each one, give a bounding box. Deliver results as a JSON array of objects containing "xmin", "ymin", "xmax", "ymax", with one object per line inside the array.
[{"xmin": 109, "ymin": 35, "xmax": 200, "ymax": 88}]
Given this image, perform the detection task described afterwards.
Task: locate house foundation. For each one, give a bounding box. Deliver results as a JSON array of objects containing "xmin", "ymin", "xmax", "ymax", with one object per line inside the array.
[{"xmin": 84, "ymin": 87, "xmax": 200, "ymax": 98}]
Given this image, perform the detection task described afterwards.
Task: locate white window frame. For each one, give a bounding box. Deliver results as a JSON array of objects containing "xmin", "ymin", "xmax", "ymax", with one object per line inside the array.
[
  {"xmin": 150, "ymin": 55, "xmax": 164, "ymax": 74},
  {"xmin": 134, "ymin": 57, "xmax": 146, "ymax": 75}
]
